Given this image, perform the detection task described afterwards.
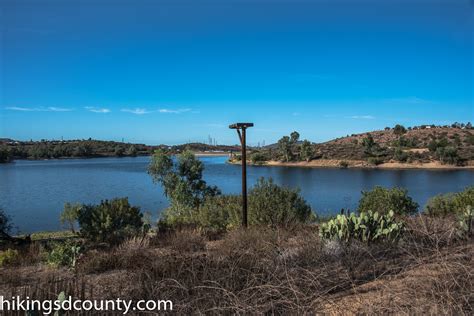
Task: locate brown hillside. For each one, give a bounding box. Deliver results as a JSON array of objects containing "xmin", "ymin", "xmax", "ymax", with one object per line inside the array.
[{"xmin": 313, "ymin": 127, "xmax": 474, "ymax": 163}]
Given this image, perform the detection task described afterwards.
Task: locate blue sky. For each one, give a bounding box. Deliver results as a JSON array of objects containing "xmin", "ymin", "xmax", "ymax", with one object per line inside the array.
[{"xmin": 1, "ymin": 0, "xmax": 472, "ymax": 145}]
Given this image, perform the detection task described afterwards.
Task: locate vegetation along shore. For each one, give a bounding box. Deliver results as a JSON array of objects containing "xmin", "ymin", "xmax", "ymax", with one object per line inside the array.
[
  {"xmin": 1, "ymin": 149, "xmax": 473, "ymax": 314},
  {"xmin": 2, "ymin": 122, "xmax": 473, "ymax": 170},
  {"xmin": 230, "ymin": 122, "xmax": 474, "ymax": 170}
]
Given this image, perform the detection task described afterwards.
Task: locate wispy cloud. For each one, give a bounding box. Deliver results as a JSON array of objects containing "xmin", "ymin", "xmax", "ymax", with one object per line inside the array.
[
  {"xmin": 292, "ymin": 112, "xmax": 301, "ymax": 116},
  {"xmin": 348, "ymin": 115, "xmax": 376, "ymax": 120},
  {"xmin": 120, "ymin": 108, "xmax": 152, "ymax": 115},
  {"xmin": 5, "ymin": 106, "xmax": 73, "ymax": 112},
  {"xmin": 85, "ymin": 106, "xmax": 111, "ymax": 113},
  {"xmin": 158, "ymin": 108, "xmax": 192, "ymax": 114}
]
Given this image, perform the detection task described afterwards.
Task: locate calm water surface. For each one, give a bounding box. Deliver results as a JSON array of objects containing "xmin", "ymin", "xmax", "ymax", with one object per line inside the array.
[{"xmin": 1, "ymin": 156, "xmax": 473, "ymax": 233}]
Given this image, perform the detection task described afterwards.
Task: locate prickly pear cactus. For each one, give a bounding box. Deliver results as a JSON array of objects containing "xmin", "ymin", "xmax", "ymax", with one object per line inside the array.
[{"xmin": 319, "ymin": 210, "xmax": 404, "ymax": 243}]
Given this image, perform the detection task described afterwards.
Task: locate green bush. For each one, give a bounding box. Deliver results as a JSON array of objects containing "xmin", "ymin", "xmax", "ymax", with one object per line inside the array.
[
  {"xmin": 77, "ymin": 198, "xmax": 145, "ymax": 244},
  {"xmin": 394, "ymin": 147, "xmax": 408, "ymax": 162},
  {"xmin": 250, "ymin": 151, "xmax": 268, "ymax": 165},
  {"xmin": 47, "ymin": 241, "xmax": 81, "ymax": 268},
  {"xmin": 367, "ymin": 157, "xmax": 383, "ymax": 166},
  {"xmin": 436, "ymin": 146, "xmax": 459, "ymax": 165},
  {"xmin": 457, "ymin": 206, "xmax": 473, "ymax": 238},
  {"xmin": 0, "ymin": 249, "xmax": 19, "ymax": 267},
  {"xmin": 339, "ymin": 160, "xmax": 349, "ymax": 168},
  {"xmin": 249, "ymin": 178, "xmax": 314, "ymax": 227},
  {"xmin": 358, "ymin": 186, "xmax": 419, "ymax": 216},
  {"xmin": 424, "ymin": 193, "xmax": 456, "ymax": 216},
  {"xmin": 60, "ymin": 203, "xmax": 82, "ymax": 233},
  {"xmin": 425, "ymin": 186, "xmax": 474, "ymax": 216},
  {"xmin": 198, "ymin": 195, "xmax": 242, "ymax": 232},
  {"xmin": 393, "ymin": 124, "xmax": 407, "ymax": 136},
  {"xmin": 319, "ymin": 210, "xmax": 404, "ymax": 243},
  {"xmin": 160, "ymin": 178, "xmax": 315, "ymax": 230}
]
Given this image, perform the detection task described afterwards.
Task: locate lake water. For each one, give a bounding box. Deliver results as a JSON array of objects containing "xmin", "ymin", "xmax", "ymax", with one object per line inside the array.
[{"xmin": 1, "ymin": 156, "xmax": 473, "ymax": 233}]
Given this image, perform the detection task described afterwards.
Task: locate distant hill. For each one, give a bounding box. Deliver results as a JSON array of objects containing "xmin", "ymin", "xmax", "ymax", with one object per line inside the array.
[
  {"xmin": 250, "ymin": 124, "xmax": 474, "ymax": 167},
  {"xmin": 315, "ymin": 126, "xmax": 474, "ymax": 162},
  {"xmin": 0, "ymin": 139, "xmax": 238, "ymax": 163}
]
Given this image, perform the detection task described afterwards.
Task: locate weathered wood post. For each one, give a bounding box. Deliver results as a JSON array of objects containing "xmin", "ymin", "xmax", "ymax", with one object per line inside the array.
[{"xmin": 229, "ymin": 123, "xmax": 254, "ymax": 228}]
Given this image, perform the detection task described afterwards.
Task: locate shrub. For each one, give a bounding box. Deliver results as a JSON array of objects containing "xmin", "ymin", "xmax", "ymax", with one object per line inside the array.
[
  {"xmin": 424, "ymin": 193, "xmax": 456, "ymax": 217},
  {"xmin": 77, "ymin": 198, "xmax": 145, "ymax": 244},
  {"xmin": 436, "ymin": 146, "xmax": 459, "ymax": 165},
  {"xmin": 358, "ymin": 186, "xmax": 419, "ymax": 216},
  {"xmin": 0, "ymin": 249, "xmax": 19, "ymax": 267},
  {"xmin": 159, "ymin": 178, "xmax": 315, "ymax": 230},
  {"xmin": 198, "ymin": 195, "xmax": 242, "ymax": 232},
  {"xmin": 249, "ymin": 178, "xmax": 314, "ymax": 227},
  {"xmin": 394, "ymin": 147, "xmax": 408, "ymax": 162},
  {"xmin": 319, "ymin": 210, "xmax": 404, "ymax": 243},
  {"xmin": 250, "ymin": 151, "xmax": 268, "ymax": 165},
  {"xmin": 339, "ymin": 160, "xmax": 349, "ymax": 168},
  {"xmin": 457, "ymin": 206, "xmax": 473, "ymax": 238},
  {"xmin": 453, "ymin": 186, "xmax": 474, "ymax": 213},
  {"xmin": 425, "ymin": 186, "xmax": 474, "ymax": 216},
  {"xmin": 60, "ymin": 202, "xmax": 81, "ymax": 233},
  {"xmin": 368, "ymin": 157, "xmax": 383, "ymax": 165},
  {"xmin": 47, "ymin": 241, "xmax": 81, "ymax": 268}
]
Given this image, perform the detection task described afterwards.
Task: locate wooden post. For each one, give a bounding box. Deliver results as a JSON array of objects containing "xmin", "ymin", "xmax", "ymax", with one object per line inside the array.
[
  {"xmin": 229, "ymin": 123, "xmax": 254, "ymax": 228},
  {"xmin": 241, "ymin": 127, "xmax": 248, "ymax": 228}
]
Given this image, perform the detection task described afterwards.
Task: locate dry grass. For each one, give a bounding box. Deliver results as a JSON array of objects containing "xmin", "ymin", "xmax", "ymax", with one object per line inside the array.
[{"xmin": 0, "ymin": 217, "xmax": 472, "ymax": 314}]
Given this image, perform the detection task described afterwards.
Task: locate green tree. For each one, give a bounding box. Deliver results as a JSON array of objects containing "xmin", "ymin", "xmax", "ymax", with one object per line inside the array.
[
  {"xmin": 277, "ymin": 136, "xmax": 292, "ymax": 162},
  {"xmin": 436, "ymin": 146, "xmax": 459, "ymax": 165},
  {"xmin": 0, "ymin": 146, "xmax": 12, "ymax": 163},
  {"xmin": 77, "ymin": 198, "xmax": 144, "ymax": 244},
  {"xmin": 60, "ymin": 203, "xmax": 82, "ymax": 233},
  {"xmin": 393, "ymin": 124, "xmax": 407, "ymax": 136},
  {"xmin": 290, "ymin": 131, "xmax": 300, "ymax": 144},
  {"xmin": 148, "ymin": 149, "xmax": 220, "ymax": 224},
  {"xmin": 358, "ymin": 186, "xmax": 419, "ymax": 216},
  {"xmin": 394, "ymin": 147, "xmax": 408, "ymax": 162},
  {"xmin": 362, "ymin": 134, "xmax": 376, "ymax": 156},
  {"xmin": 300, "ymin": 140, "xmax": 314, "ymax": 162}
]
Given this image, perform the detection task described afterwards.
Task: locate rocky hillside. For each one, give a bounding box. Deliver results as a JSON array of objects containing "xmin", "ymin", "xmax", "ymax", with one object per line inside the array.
[{"xmin": 314, "ymin": 125, "xmax": 474, "ymax": 164}]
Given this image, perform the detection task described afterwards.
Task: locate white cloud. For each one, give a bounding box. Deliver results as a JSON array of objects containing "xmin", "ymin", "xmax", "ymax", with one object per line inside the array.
[
  {"xmin": 5, "ymin": 106, "xmax": 73, "ymax": 112},
  {"xmin": 47, "ymin": 107, "xmax": 73, "ymax": 112},
  {"xmin": 85, "ymin": 106, "xmax": 111, "ymax": 113},
  {"xmin": 158, "ymin": 108, "xmax": 192, "ymax": 114},
  {"xmin": 120, "ymin": 108, "xmax": 152, "ymax": 115},
  {"xmin": 348, "ymin": 115, "xmax": 375, "ymax": 120}
]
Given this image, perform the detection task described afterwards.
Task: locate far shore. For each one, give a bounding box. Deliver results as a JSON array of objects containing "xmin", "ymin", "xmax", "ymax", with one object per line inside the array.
[
  {"xmin": 230, "ymin": 159, "xmax": 474, "ymax": 170},
  {"xmin": 2, "ymin": 151, "xmax": 231, "ymax": 163}
]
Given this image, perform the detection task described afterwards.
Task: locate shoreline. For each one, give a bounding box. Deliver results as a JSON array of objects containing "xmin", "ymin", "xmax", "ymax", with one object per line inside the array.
[
  {"xmin": 229, "ymin": 159, "xmax": 474, "ymax": 170},
  {"xmin": 1, "ymin": 151, "xmax": 231, "ymax": 163}
]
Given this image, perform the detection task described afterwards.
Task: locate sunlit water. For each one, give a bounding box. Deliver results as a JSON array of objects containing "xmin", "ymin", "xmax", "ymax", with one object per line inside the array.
[{"xmin": 1, "ymin": 156, "xmax": 473, "ymax": 233}]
